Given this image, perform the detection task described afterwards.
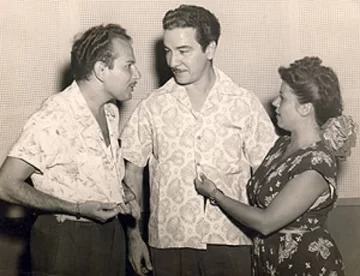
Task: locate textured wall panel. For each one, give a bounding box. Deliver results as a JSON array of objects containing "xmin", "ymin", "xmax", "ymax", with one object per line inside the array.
[{"xmin": 0, "ymin": 0, "xmax": 359, "ymax": 199}]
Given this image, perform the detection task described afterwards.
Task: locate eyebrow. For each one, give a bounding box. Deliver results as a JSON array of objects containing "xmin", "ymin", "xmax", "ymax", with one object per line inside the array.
[
  {"xmin": 124, "ymin": 58, "xmax": 136, "ymax": 63},
  {"xmin": 164, "ymin": 45, "xmax": 192, "ymax": 51}
]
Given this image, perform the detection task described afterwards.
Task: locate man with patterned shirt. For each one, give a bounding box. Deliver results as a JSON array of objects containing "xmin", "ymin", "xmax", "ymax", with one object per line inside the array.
[
  {"xmin": 122, "ymin": 5, "xmax": 277, "ymax": 276},
  {"xmin": 0, "ymin": 24, "xmax": 141, "ymax": 276}
]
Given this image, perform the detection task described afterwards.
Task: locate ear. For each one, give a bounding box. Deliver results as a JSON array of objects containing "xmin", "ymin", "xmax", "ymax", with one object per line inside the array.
[
  {"xmin": 93, "ymin": 60, "xmax": 107, "ymax": 82},
  {"xmin": 297, "ymin": 102, "xmax": 313, "ymax": 117},
  {"xmin": 205, "ymin": 41, "xmax": 217, "ymax": 60}
]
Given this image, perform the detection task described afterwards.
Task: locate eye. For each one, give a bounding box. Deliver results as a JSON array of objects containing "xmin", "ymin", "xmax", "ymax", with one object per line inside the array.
[{"xmin": 179, "ymin": 49, "xmax": 189, "ymax": 55}]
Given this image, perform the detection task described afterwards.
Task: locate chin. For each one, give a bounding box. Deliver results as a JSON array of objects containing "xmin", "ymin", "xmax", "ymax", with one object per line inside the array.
[
  {"xmin": 118, "ymin": 94, "xmax": 132, "ymax": 102},
  {"xmin": 173, "ymin": 75, "xmax": 191, "ymax": 85}
]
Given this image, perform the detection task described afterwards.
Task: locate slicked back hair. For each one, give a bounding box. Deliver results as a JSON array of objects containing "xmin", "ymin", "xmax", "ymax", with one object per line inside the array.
[
  {"xmin": 162, "ymin": 5, "xmax": 221, "ymax": 52},
  {"xmin": 71, "ymin": 24, "xmax": 131, "ymax": 81}
]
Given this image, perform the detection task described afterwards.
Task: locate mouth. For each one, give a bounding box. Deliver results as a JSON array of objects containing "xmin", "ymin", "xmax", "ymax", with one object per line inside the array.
[{"xmin": 172, "ymin": 68, "xmax": 186, "ymax": 75}]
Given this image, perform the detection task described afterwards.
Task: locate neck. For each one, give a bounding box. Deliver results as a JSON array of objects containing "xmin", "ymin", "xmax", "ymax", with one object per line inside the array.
[
  {"xmin": 185, "ymin": 65, "xmax": 216, "ymax": 96},
  {"xmin": 77, "ymin": 79, "xmax": 108, "ymax": 115},
  {"xmin": 289, "ymin": 126, "xmax": 321, "ymax": 150}
]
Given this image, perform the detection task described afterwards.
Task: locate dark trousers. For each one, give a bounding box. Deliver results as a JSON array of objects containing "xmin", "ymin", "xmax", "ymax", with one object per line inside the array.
[
  {"xmin": 150, "ymin": 245, "xmax": 252, "ymax": 276},
  {"xmin": 30, "ymin": 215, "xmax": 126, "ymax": 276}
]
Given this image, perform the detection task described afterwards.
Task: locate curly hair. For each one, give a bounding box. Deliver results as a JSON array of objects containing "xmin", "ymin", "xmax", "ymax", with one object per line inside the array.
[
  {"xmin": 71, "ymin": 24, "xmax": 132, "ymax": 81},
  {"xmin": 278, "ymin": 56, "xmax": 343, "ymax": 127},
  {"xmin": 162, "ymin": 5, "xmax": 221, "ymax": 51}
]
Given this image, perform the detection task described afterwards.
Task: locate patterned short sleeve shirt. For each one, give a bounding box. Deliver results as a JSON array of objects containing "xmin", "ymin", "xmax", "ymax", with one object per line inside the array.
[
  {"xmin": 9, "ymin": 81, "xmax": 125, "ymax": 204},
  {"xmin": 121, "ymin": 68, "xmax": 277, "ymax": 249}
]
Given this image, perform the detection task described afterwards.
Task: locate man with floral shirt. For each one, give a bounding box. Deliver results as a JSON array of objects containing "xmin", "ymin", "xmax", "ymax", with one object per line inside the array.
[
  {"xmin": 121, "ymin": 5, "xmax": 278, "ymax": 276},
  {"xmin": 0, "ymin": 24, "xmax": 141, "ymax": 276}
]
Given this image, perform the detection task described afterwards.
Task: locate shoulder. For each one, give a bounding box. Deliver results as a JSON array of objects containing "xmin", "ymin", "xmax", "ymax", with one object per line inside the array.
[
  {"xmin": 215, "ymin": 69, "xmax": 258, "ymax": 99},
  {"xmin": 310, "ymin": 142, "xmax": 337, "ymax": 168},
  {"xmin": 24, "ymin": 91, "xmax": 70, "ymax": 131},
  {"xmin": 135, "ymin": 78, "xmax": 179, "ymax": 111},
  {"xmin": 290, "ymin": 141, "xmax": 337, "ymax": 181}
]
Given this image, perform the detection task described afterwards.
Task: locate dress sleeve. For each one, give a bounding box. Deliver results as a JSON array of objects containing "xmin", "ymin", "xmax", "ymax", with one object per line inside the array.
[
  {"xmin": 121, "ymin": 99, "xmax": 153, "ymax": 167},
  {"xmin": 291, "ymin": 148, "xmax": 338, "ymax": 199}
]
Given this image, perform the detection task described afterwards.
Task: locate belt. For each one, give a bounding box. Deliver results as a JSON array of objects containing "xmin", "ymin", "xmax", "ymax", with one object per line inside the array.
[{"xmin": 55, "ymin": 214, "xmax": 92, "ymax": 223}]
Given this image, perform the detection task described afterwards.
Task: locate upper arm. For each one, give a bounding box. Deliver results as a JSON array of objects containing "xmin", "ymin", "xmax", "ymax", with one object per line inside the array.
[
  {"xmin": 262, "ymin": 170, "xmax": 328, "ymax": 233},
  {"xmin": 124, "ymin": 161, "xmax": 145, "ymax": 199},
  {"xmin": 121, "ymin": 100, "xmax": 153, "ymax": 167},
  {"xmin": 8, "ymin": 111, "xmax": 64, "ymax": 174},
  {"xmin": 0, "ymin": 157, "xmax": 36, "ymax": 198}
]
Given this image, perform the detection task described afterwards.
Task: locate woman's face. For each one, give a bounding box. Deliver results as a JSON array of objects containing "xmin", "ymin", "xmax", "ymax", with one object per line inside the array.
[{"xmin": 272, "ymin": 81, "xmax": 302, "ymax": 131}]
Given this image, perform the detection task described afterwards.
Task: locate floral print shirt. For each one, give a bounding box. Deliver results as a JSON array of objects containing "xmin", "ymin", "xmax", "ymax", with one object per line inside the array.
[
  {"xmin": 247, "ymin": 136, "xmax": 344, "ymax": 275},
  {"xmin": 121, "ymin": 68, "xmax": 277, "ymax": 249},
  {"xmin": 9, "ymin": 81, "xmax": 125, "ymax": 204}
]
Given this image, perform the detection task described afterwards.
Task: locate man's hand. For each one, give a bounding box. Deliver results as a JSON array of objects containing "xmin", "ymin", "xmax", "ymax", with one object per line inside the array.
[
  {"xmin": 117, "ymin": 182, "xmax": 141, "ymax": 220},
  {"xmin": 79, "ymin": 201, "xmax": 119, "ymax": 223},
  {"xmin": 128, "ymin": 234, "xmax": 152, "ymax": 276}
]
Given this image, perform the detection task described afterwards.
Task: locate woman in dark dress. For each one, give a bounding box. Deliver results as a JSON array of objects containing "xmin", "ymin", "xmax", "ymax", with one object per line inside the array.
[{"xmin": 194, "ymin": 57, "xmax": 357, "ymax": 275}]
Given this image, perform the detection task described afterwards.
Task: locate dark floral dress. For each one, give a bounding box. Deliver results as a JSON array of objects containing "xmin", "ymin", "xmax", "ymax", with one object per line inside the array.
[{"xmin": 247, "ymin": 136, "xmax": 345, "ymax": 276}]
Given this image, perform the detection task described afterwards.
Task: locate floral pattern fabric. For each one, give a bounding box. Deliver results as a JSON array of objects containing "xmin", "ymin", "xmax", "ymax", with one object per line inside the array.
[
  {"xmin": 247, "ymin": 136, "xmax": 344, "ymax": 276},
  {"xmin": 121, "ymin": 68, "xmax": 277, "ymax": 249},
  {"xmin": 8, "ymin": 81, "xmax": 125, "ymax": 204}
]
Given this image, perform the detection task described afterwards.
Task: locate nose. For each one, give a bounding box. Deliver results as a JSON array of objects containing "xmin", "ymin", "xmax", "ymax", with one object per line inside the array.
[
  {"xmin": 166, "ymin": 51, "xmax": 179, "ymax": 68},
  {"xmin": 132, "ymin": 65, "xmax": 141, "ymax": 80},
  {"xmin": 272, "ymin": 97, "xmax": 280, "ymax": 108}
]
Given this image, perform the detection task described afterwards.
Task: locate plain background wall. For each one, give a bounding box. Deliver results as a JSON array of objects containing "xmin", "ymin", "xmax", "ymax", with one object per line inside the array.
[
  {"xmin": 1, "ymin": 0, "xmax": 359, "ymax": 203},
  {"xmin": 0, "ymin": 0, "xmax": 360, "ymax": 275}
]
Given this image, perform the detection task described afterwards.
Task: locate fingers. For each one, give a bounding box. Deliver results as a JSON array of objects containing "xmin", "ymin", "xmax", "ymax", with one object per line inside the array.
[
  {"xmin": 99, "ymin": 202, "xmax": 117, "ymax": 210},
  {"xmin": 143, "ymin": 249, "xmax": 153, "ymax": 271},
  {"xmin": 129, "ymin": 201, "xmax": 141, "ymax": 220},
  {"xmin": 194, "ymin": 177, "xmax": 201, "ymax": 186},
  {"xmin": 98, "ymin": 209, "xmax": 119, "ymax": 223},
  {"xmin": 117, "ymin": 202, "xmax": 131, "ymax": 215},
  {"xmin": 124, "ymin": 192, "xmax": 136, "ymax": 203},
  {"xmin": 131, "ymin": 258, "xmax": 144, "ymax": 276}
]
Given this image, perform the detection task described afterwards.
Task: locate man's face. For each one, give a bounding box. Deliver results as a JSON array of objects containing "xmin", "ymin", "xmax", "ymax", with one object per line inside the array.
[
  {"xmin": 163, "ymin": 27, "xmax": 213, "ymax": 86},
  {"xmin": 103, "ymin": 38, "xmax": 141, "ymax": 102}
]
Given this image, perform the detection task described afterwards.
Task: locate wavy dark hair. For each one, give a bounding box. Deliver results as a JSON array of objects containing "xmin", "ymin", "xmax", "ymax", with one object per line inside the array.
[
  {"xmin": 71, "ymin": 24, "xmax": 131, "ymax": 81},
  {"xmin": 162, "ymin": 5, "xmax": 221, "ymax": 52},
  {"xmin": 278, "ymin": 56, "xmax": 343, "ymax": 127}
]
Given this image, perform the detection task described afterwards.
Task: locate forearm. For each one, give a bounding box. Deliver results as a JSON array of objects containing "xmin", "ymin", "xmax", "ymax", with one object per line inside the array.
[
  {"xmin": 124, "ymin": 161, "xmax": 145, "ymax": 236},
  {"xmin": 0, "ymin": 179, "xmax": 77, "ymax": 215},
  {"xmin": 214, "ymin": 192, "xmax": 272, "ymax": 236},
  {"xmin": 0, "ymin": 157, "xmax": 77, "ymax": 215}
]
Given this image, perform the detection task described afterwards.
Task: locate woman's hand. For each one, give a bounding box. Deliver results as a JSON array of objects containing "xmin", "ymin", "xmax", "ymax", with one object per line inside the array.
[{"xmin": 194, "ymin": 174, "xmax": 217, "ymax": 198}]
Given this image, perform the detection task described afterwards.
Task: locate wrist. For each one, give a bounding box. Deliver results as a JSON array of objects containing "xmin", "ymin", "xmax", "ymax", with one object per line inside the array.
[
  {"xmin": 127, "ymin": 225, "xmax": 142, "ymax": 239},
  {"xmin": 209, "ymin": 188, "xmax": 224, "ymax": 206}
]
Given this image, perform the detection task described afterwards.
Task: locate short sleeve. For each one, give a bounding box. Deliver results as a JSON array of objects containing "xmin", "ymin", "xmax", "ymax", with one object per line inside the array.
[
  {"xmin": 8, "ymin": 113, "xmax": 63, "ymax": 174},
  {"xmin": 121, "ymin": 99, "xmax": 153, "ymax": 167},
  {"xmin": 291, "ymin": 148, "xmax": 337, "ymax": 197},
  {"xmin": 243, "ymin": 93, "xmax": 278, "ymax": 167}
]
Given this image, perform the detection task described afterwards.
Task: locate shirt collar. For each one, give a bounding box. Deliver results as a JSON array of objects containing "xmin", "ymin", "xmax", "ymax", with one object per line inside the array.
[{"xmin": 164, "ymin": 67, "xmax": 225, "ymax": 111}]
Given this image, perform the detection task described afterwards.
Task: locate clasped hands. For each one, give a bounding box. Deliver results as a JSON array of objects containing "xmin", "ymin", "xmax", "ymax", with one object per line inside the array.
[{"xmin": 78, "ymin": 184, "xmax": 140, "ymax": 223}]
